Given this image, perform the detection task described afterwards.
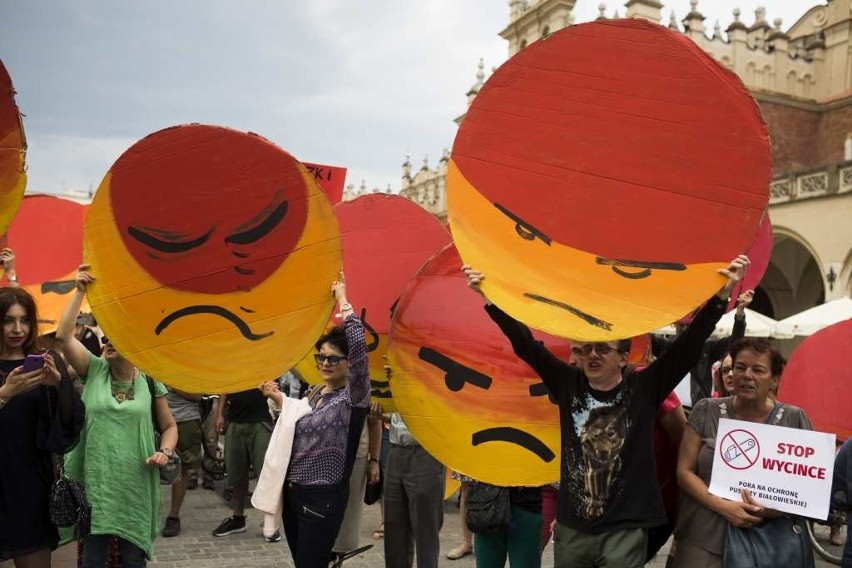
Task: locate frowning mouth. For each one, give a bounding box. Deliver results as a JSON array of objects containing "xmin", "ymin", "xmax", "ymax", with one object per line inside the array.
[
  {"xmin": 472, "ymin": 427, "xmax": 555, "ymax": 462},
  {"xmin": 155, "ymin": 305, "xmax": 274, "ymax": 341}
]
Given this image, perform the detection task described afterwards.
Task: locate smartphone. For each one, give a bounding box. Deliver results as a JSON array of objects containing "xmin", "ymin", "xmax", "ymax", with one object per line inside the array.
[{"xmin": 22, "ymin": 354, "xmax": 45, "ymax": 372}]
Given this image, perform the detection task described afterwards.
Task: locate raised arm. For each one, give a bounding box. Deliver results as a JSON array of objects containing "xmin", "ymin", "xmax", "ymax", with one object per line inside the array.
[
  {"xmin": 707, "ymin": 289, "xmax": 752, "ymax": 363},
  {"xmin": 1, "ymin": 247, "xmax": 19, "ymax": 287},
  {"xmin": 645, "ymin": 255, "xmax": 749, "ymax": 403},
  {"xmin": 462, "ymin": 265, "xmax": 576, "ymax": 396},
  {"xmin": 55, "ymin": 264, "xmax": 96, "ymax": 378},
  {"xmin": 333, "ymin": 273, "xmax": 369, "ymax": 407}
]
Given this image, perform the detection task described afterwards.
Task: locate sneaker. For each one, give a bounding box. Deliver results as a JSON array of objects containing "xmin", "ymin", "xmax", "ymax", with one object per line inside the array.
[
  {"xmin": 212, "ymin": 515, "xmax": 246, "ymax": 537},
  {"xmin": 265, "ymin": 530, "xmax": 282, "ymax": 543},
  {"xmin": 162, "ymin": 516, "xmax": 181, "ymax": 538},
  {"xmin": 202, "ymin": 478, "xmax": 215, "ymax": 490}
]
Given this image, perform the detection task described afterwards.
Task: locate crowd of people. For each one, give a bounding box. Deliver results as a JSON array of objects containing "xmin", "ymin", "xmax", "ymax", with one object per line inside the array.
[{"xmin": 0, "ymin": 247, "xmax": 849, "ymax": 568}]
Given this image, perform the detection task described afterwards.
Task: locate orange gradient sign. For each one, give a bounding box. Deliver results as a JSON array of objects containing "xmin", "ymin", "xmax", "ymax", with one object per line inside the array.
[
  {"xmin": 448, "ymin": 19, "xmax": 770, "ymax": 341},
  {"xmin": 1, "ymin": 195, "xmax": 89, "ymax": 332},
  {"xmin": 84, "ymin": 124, "xmax": 341, "ymax": 393},
  {"xmin": 0, "ymin": 60, "xmax": 27, "ymax": 236},
  {"xmin": 389, "ymin": 244, "xmax": 570, "ymax": 485}
]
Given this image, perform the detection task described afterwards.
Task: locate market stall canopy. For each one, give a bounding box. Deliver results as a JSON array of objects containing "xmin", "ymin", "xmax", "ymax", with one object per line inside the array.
[
  {"xmin": 773, "ymin": 296, "xmax": 852, "ymax": 338},
  {"xmin": 654, "ymin": 308, "xmax": 778, "ymax": 339}
]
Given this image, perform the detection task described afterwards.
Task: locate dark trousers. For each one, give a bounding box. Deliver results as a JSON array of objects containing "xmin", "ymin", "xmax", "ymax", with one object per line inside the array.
[
  {"xmin": 383, "ymin": 445, "xmax": 445, "ymax": 568},
  {"xmin": 81, "ymin": 535, "xmax": 146, "ymax": 567},
  {"xmin": 282, "ymin": 482, "xmax": 348, "ymax": 568}
]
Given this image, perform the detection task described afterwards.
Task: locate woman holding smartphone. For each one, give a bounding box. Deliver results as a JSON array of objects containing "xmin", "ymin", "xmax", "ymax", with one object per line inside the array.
[
  {"xmin": 0, "ymin": 286, "xmax": 84, "ymax": 567},
  {"xmin": 56, "ymin": 265, "xmax": 177, "ymax": 567}
]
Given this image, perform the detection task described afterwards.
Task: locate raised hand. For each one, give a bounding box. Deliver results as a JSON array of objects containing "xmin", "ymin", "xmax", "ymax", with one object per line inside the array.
[{"xmin": 75, "ymin": 264, "xmax": 96, "ymax": 292}]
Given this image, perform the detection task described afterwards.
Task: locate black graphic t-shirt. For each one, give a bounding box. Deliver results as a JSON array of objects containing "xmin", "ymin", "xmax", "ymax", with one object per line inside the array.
[{"xmin": 485, "ymin": 296, "xmax": 725, "ymax": 535}]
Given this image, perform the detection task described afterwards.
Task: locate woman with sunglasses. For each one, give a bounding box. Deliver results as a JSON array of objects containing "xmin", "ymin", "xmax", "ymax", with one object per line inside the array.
[
  {"xmin": 264, "ymin": 273, "xmax": 369, "ymax": 568},
  {"xmin": 55, "ymin": 265, "xmax": 177, "ymax": 567}
]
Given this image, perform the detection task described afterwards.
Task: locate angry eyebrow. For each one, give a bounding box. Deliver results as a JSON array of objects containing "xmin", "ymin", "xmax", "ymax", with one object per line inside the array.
[
  {"xmin": 595, "ymin": 257, "xmax": 686, "ymax": 280},
  {"xmin": 494, "ymin": 202, "xmax": 552, "ymax": 245},
  {"xmin": 418, "ymin": 347, "xmax": 492, "ymax": 392},
  {"xmin": 128, "ymin": 225, "xmax": 213, "ymax": 254}
]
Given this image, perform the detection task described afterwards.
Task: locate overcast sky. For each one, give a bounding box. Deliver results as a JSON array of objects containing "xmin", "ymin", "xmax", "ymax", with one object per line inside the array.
[{"xmin": 0, "ymin": 1, "xmax": 816, "ymax": 196}]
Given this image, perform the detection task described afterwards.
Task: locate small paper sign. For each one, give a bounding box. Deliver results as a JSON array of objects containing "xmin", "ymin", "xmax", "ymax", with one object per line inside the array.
[{"xmin": 709, "ymin": 418, "xmax": 836, "ymax": 519}]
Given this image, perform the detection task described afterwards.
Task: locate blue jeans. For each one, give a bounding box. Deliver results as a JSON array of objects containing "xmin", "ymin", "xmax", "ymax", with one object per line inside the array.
[{"xmin": 82, "ymin": 535, "xmax": 146, "ymax": 567}]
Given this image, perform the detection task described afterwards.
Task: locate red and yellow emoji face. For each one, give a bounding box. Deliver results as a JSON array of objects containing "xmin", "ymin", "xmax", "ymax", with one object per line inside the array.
[
  {"xmin": 448, "ymin": 19, "xmax": 770, "ymax": 341},
  {"xmin": 84, "ymin": 125, "xmax": 341, "ymax": 393},
  {"xmin": 0, "ymin": 60, "xmax": 27, "ymax": 236},
  {"xmin": 389, "ymin": 244, "xmax": 571, "ymax": 486},
  {"xmin": 1, "ymin": 195, "xmax": 89, "ymax": 332},
  {"xmin": 296, "ymin": 194, "xmax": 451, "ymax": 412}
]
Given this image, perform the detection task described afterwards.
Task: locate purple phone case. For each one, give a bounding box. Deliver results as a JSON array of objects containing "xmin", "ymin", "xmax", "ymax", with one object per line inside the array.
[{"xmin": 22, "ymin": 354, "xmax": 45, "ymax": 372}]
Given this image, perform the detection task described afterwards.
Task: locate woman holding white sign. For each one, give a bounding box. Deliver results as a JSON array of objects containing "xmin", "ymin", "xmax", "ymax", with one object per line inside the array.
[{"xmin": 671, "ymin": 338, "xmax": 814, "ymax": 568}]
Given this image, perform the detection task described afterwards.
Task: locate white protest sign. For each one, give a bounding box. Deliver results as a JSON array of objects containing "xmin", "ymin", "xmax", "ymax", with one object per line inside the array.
[{"xmin": 709, "ymin": 418, "xmax": 836, "ymax": 520}]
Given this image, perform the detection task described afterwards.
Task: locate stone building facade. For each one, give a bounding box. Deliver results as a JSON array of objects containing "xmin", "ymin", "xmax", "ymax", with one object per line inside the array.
[{"xmin": 398, "ymin": 0, "xmax": 852, "ymax": 321}]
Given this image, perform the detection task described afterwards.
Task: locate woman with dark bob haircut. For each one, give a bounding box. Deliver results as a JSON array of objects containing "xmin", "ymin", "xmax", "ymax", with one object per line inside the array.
[
  {"xmin": 0, "ymin": 286, "xmax": 84, "ymax": 567},
  {"xmin": 261, "ymin": 273, "xmax": 370, "ymax": 568},
  {"xmin": 672, "ymin": 337, "xmax": 814, "ymax": 567}
]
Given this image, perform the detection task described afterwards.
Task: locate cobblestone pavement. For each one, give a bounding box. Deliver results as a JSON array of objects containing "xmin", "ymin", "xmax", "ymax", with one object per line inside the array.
[{"xmin": 14, "ymin": 480, "xmax": 843, "ymax": 567}]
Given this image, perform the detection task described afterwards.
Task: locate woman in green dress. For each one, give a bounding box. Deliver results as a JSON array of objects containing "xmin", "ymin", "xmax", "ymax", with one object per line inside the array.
[{"xmin": 56, "ymin": 265, "xmax": 178, "ymax": 566}]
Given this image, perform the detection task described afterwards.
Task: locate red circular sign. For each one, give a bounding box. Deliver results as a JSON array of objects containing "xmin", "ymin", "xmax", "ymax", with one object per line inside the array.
[{"xmin": 720, "ymin": 429, "xmax": 761, "ymax": 470}]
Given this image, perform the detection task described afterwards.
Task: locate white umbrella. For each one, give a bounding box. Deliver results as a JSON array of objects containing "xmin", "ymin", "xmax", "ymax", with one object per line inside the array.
[
  {"xmin": 653, "ymin": 308, "xmax": 778, "ymax": 338},
  {"xmin": 773, "ymin": 296, "xmax": 852, "ymax": 338}
]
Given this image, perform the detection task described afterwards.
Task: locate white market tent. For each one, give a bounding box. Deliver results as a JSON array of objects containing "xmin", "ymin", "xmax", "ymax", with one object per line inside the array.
[
  {"xmin": 654, "ymin": 308, "xmax": 778, "ymax": 339},
  {"xmin": 773, "ymin": 296, "xmax": 852, "ymax": 338}
]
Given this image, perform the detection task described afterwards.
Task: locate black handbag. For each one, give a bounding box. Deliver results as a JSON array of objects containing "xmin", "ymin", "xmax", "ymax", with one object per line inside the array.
[
  {"xmin": 364, "ymin": 466, "xmax": 382, "ymax": 506},
  {"xmin": 48, "ymin": 453, "xmax": 91, "ymax": 540},
  {"xmin": 146, "ymin": 377, "xmax": 182, "ymax": 485},
  {"xmin": 723, "ymin": 515, "xmax": 815, "ymax": 568},
  {"xmin": 465, "ymin": 483, "xmax": 510, "ymax": 534}
]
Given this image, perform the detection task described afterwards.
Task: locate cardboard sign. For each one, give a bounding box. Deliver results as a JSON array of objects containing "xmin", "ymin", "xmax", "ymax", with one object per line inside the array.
[
  {"xmin": 295, "ymin": 194, "xmax": 451, "ymax": 412},
  {"xmin": 727, "ymin": 215, "xmax": 772, "ymax": 312},
  {"xmin": 0, "ymin": 59, "xmax": 27, "ymax": 236},
  {"xmin": 779, "ymin": 319, "xmax": 852, "ymax": 441},
  {"xmin": 447, "ymin": 19, "xmax": 770, "ymax": 341},
  {"xmin": 388, "ymin": 244, "xmax": 570, "ymax": 486},
  {"xmin": 0, "ymin": 195, "xmax": 89, "ymax": 332},
  {"xmin": 709, "ymin": 418, "xmax": 835, "ymax": 519},
  {"xmin": 84, "ymin": 124, "xmax": 341, "ymax": 393},
  {"xmin": 302, "ymin": 162, "xmax": 347, "ymax": 205}
]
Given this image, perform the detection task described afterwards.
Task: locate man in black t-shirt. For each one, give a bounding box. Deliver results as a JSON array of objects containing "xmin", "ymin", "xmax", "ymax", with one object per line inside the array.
[
  {"xmin": 211, "ymin": 388, "xmax": 276, "ymax": 541},
  {"xmin": 463, "ymin": 256, "xmax": 748, "ymax": 568}
]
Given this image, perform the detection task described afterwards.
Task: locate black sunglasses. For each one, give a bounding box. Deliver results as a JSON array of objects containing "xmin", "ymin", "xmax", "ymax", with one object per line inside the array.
[
  {"xmin": 570, "ymin": 343, "xmax": 618, "ymax": 357},
  {"xmin": 314, "ymin": 354, "xmax": 347, "ymax": 366}
]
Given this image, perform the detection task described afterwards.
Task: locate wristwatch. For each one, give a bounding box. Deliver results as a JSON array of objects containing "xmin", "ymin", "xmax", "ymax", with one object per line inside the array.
[
  {"xmin": 339, "ymin": 302, "xmax": 353, "ymax": 312},
  {"xmin": 158, "ymin": 447, "xmax": 174, "ymax": 457}
]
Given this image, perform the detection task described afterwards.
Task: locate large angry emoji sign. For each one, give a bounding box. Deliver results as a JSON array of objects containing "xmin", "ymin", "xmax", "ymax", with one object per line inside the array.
[
  {"xmin": 388, "ymin": 244, "xmax": 571, "ymax": 486},
  {"xmin": 1, "ymin": 195, "xmax": 89, "ymax": 332},
  {"xmin": 448, "ymin": 19, "xmax": 770, "ymax": 341},
  {"xmin": 0, "ymin": 59, "xmax": 27, "ymax": 235},
  {"xmin": 84, "ymin": 124, "xmax": 341, "ymax": 393},
  {"xmin": 295, "ymin": 194, "xmax": 451, "ymax": 412}
]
